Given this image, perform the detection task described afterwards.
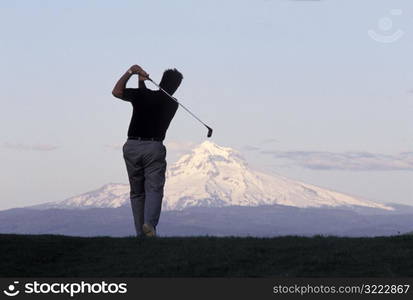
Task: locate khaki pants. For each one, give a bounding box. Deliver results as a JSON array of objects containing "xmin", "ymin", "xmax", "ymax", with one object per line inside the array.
[{"xmin": 122, "ymin": 139, "xmax": 167, "ymax": 236}]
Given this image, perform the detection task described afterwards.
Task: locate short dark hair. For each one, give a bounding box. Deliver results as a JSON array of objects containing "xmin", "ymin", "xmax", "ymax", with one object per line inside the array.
[{"xmin": 159, "ymin": 68, "xmax": 183, "ymax": 95}]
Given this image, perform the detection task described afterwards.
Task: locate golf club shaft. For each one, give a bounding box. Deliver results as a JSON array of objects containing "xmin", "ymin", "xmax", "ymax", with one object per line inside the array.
[{"xmin": 147, "ymin": 77, "xmax": 213, "ymax": 137}]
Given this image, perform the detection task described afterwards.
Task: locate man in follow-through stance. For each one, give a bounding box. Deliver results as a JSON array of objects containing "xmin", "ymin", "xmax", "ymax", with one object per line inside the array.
[{"xmin": 112, "ymin": 65, "xmax": 183, "ymax": 237}]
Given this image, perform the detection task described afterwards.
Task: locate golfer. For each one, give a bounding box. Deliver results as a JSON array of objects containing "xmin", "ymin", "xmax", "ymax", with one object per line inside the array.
[{"xmin": 112, "ymin": 65, "xmax": 183, "ymax": 237}]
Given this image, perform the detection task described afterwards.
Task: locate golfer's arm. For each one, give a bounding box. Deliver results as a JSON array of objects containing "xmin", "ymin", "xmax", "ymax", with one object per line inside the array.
[
  {"xmin": 138, "ymin": 79, "xmax": 147, "ymax": 89},
  {"xmin": 112, "ymin": 71, "xmax": 133, "ymax": 99}
]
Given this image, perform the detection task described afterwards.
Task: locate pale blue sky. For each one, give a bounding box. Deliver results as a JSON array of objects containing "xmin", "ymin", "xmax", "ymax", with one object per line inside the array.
[{"xmin": 0, "ymin": 0, "xmax": 412, "ymax": 210}]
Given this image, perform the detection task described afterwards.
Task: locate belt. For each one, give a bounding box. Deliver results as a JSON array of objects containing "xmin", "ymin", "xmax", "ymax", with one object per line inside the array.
[{"xmin": 128, "ymin": 136, "xmax": 163, "ymax": 141}]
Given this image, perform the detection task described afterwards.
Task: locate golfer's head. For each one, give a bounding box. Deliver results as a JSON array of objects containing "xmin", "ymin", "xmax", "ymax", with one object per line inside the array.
[{"xmin": 159, "ymin": 68, "xmax": 183, "ymax": 95}]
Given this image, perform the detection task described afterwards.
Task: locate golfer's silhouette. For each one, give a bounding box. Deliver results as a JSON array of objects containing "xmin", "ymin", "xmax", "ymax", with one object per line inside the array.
[{"xmin": 112, "ymin": 65, "xmax": 183, "ymax": 237}]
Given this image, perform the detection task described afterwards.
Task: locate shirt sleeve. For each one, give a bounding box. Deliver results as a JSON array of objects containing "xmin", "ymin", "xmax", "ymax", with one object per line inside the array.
[{"xmin": 121, "ymin": 88, "xmax": 143, "ymax": 102}]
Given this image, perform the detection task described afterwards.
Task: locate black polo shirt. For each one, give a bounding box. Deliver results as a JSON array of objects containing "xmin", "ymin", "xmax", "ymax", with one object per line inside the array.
[{"xmin": 122, "ymin": 88, "xmax": 178, "ymax": 140}]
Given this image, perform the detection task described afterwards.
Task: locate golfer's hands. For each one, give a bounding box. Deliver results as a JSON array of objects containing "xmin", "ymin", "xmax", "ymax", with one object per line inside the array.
[{"xmin": 129, "ymin": 65, "xmax": 149, "ymax": 80}]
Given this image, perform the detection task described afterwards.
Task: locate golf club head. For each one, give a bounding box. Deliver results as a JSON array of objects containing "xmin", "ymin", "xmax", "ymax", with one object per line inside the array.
[{"xmin": 206, "ymin": 126, "xmax": 213, "ymax": 138}]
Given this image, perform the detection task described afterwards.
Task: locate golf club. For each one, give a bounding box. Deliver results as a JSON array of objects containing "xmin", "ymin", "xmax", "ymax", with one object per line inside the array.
[{"xmin": 147, "ymin": 76, "xmax": 213, "ymax": 138}]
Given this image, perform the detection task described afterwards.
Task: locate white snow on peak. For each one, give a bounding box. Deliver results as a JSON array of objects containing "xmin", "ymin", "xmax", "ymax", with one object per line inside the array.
[
  {"xmin": 54, "ymin": 183, "xmax": 129, "ymax": 209},
  {"xmin": 162, "ymin": 141, "xmax": 392, "ymax": 211},
  {"xmin": 167, "ymin": 141, "xmax": 248, "ymax": 179},
  {"xmin": 41, "ymin": 141, "xmax": 393, "ymax": 211}
]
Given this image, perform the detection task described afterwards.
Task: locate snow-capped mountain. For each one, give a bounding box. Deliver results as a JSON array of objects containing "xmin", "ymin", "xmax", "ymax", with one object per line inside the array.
[
  {"xmin": 33, "ymin": 183, "xmax": 129, "ymax": 209},
  {"xmin": 162, "ymin": 141, "xmax": 392, "ymax": 210},
  {"xmin": 33, "ymin": 141, "xmax": 393, "ymax": 211}
]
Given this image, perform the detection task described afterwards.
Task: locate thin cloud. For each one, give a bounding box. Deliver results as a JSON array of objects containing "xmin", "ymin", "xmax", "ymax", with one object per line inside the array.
[
  {"xmin": 261, "ymin": 150, "xmax": 413, "ymax": 171},
  {"xmin": 3, "ymin": 142, "xmax": 59, "ymax": 151},
  {"xmin": 243, "ymin": 145, "xmax": 261, "ymax": 151},
  {"xmin": 260, "ymin": 138, "xmax": 279, "ymax": 144}
]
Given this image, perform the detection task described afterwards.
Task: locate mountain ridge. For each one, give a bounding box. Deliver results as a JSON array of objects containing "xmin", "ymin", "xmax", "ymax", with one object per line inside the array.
[{"xmin": 29, "ymin": 141, "xmax": 393, "ymax": 211}]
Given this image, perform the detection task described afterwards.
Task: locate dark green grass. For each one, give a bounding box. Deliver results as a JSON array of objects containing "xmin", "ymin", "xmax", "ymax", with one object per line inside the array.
[{"xmin": 1, "ymin": 234, "xmax": 412, "ymax": 277}]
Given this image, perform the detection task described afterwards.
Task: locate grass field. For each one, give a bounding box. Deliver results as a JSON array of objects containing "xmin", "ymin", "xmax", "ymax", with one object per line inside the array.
[{"xmin": 1, "ymin": 234, "xmax": 412, "ymax": 277}]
